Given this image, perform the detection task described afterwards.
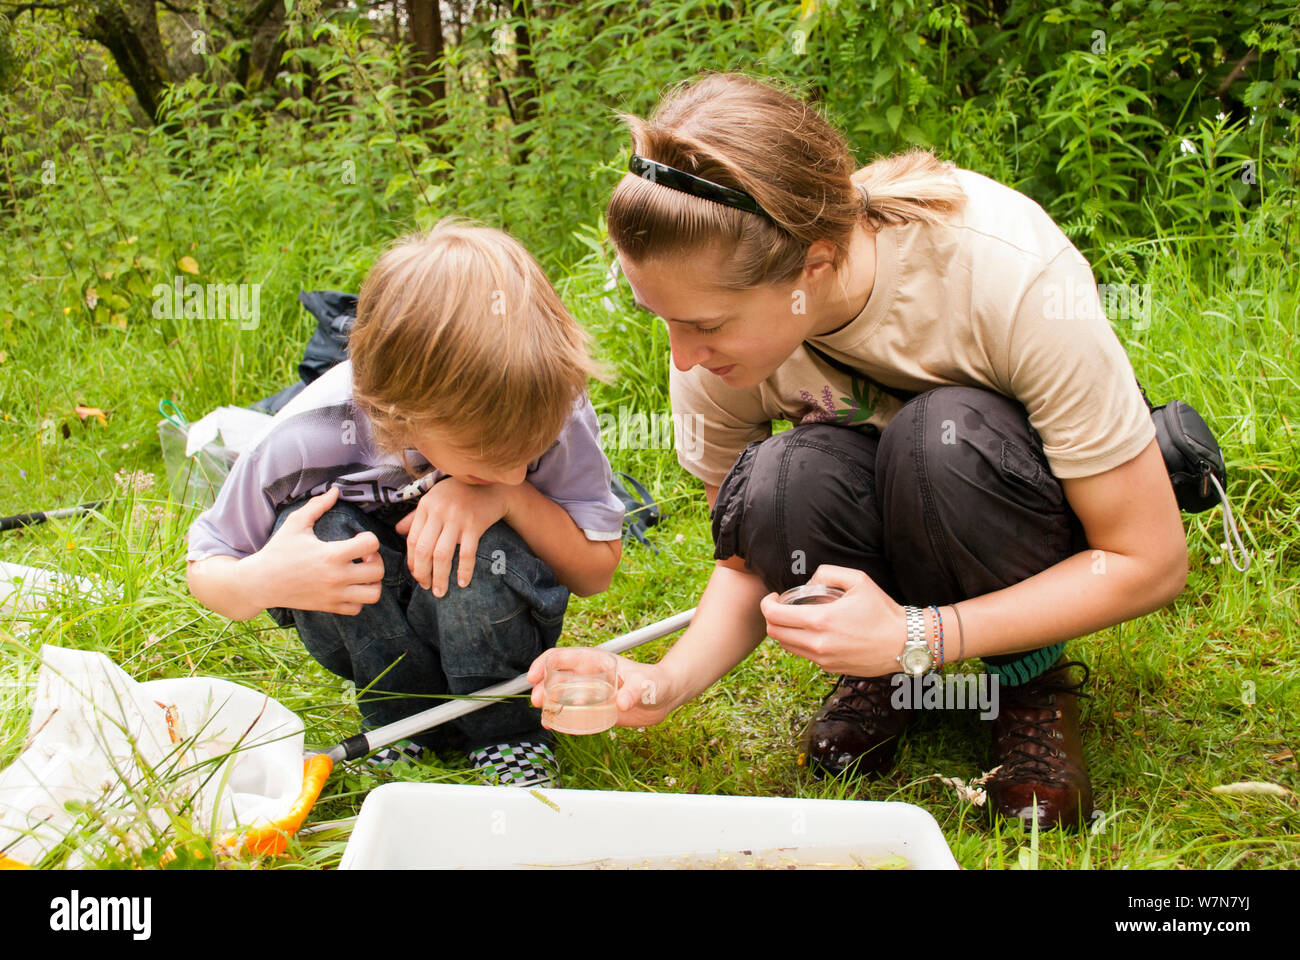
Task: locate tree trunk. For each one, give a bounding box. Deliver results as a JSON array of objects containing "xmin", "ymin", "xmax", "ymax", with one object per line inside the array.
[
  {"xmin": 82, "ymin": 0, "xmax": 170, "ymax": 121},
  {"xmin": 512, "ymin": 0, "xmax": 538, "ymax": 132},
  {"xmin": 233, "ymin": 0, "xmax": 288, "ymax": 97},
  {"xmin": 407, "ymin": 0, "xmax": 449, "ymax": 145},
  {"xmin": 450, "ymin": 0, "xmax": 466, "ymax": 47}
]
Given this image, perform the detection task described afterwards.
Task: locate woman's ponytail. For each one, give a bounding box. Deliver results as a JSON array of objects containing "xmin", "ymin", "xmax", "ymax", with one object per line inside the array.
[{"xmin": 854, "ymin": 150, "xmax": 967, "ymax": 227}]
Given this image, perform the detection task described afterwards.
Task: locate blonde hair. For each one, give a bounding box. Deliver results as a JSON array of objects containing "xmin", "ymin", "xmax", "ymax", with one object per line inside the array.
[
  {"xmin": 607, "ymin": 72, "xmax": 967, "ymax": 289},
  {"xmin": 350, "ymin": 218, "xmax": 605, "ymax": 470}
]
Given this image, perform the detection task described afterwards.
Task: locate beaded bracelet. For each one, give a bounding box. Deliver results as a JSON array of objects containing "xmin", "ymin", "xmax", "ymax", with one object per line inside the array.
[{"xmin": 928, "ymin": 604, "xmax": 945, "ymax": 672}]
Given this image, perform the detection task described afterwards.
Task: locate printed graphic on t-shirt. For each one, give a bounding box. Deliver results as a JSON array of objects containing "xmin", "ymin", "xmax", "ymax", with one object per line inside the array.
[
  {"xmin": 330, "ymin": 471, "xmax": 435, "ymax": 506},
  {"xmin": 798, "ymin": 376, "xmax": 879, "ymax": 427}
]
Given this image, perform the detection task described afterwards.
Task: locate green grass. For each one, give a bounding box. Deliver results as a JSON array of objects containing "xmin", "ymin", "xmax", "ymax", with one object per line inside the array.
[{"xmin": 1, "ymin": 228, "xmax": 1297, "ymax": 870}]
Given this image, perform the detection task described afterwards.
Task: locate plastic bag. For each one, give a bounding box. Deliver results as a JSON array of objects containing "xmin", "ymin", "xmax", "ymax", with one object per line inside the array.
[{"xmin": 157, "ymin": 405, "xmax": 272, "ymax": 509}]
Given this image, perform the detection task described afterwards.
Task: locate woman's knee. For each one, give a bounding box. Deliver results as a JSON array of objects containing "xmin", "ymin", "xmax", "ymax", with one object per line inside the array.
[
  {"xmin": 878, "ymin": 386, "xmax": 1066, "ymax": 514},
  {"xmin": 876, "ymin": 386, "xmax": 1083, "ymax": 598},
  {"xmin": 711, "ymin": 423, "xmax": 886, "ymax": 593}
]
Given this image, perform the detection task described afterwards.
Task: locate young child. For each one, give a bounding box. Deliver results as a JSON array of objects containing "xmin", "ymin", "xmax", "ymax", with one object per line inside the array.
[{"xmin": 186, "ymin": 219, "xmax": 625, "ymax": 787}]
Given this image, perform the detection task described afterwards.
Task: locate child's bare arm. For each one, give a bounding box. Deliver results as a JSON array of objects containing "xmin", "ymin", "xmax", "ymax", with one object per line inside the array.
[
  {"xmin": 187, "ymin": 487, "xmax": 384, "ymax": 620},
  {"xmin": 188, "ymin": 554, "xmax": 270, "ymax": 621},
  {"xmin": 501, "ymin": 481, "xmax": 622, "ymax": 597}
]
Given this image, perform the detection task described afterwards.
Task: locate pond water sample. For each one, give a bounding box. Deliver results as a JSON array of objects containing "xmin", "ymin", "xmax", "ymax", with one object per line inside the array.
[
  {"xmin": 541, "ymin": 648, "xmax": 619, "ymax": 735},
  {"xmin": 777, "ymin": 583, "xmax": 846, "ymax": 605}
]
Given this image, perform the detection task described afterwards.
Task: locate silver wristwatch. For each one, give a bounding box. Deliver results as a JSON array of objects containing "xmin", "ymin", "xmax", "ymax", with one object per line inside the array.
[{"xmin": 897, "ymin": 605, "xmax": 932, "ymax": 677}]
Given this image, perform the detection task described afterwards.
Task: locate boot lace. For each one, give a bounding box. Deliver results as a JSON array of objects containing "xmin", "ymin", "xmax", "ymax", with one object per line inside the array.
[
  {"xmin": 994, "ymin": 661, "xmax": 1091, "ymax": 785},
  {"xmin": 822, "ymin": 675, "xmax": 901, "ymax": 726}
]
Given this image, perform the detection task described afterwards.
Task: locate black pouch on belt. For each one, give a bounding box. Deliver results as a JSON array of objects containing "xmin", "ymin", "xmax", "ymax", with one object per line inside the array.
[
  {"xmin": 1138, "ymin": 383, "xmax": 1249, "ymax": 571},
  {"xmin": 1142, "ymin": 391, "xmax": 1226, "ymax": 513}
]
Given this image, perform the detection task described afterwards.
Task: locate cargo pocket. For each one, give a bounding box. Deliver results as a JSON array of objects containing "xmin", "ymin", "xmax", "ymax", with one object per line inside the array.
[{"xmin": 999, "ymin": 439, "xmax": 1065, "ymax": 510}]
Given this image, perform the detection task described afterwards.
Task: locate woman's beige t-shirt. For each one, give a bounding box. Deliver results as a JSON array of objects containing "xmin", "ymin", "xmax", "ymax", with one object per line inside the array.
[{"xmin": 669, "ymin": 168, "xmax": 1154, "ymax": 488}]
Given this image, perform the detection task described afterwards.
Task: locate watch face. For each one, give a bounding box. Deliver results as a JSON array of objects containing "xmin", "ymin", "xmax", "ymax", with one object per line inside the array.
[{"xmin": 902, "ymin": 646, "xmax": 931, "ymax": 675}]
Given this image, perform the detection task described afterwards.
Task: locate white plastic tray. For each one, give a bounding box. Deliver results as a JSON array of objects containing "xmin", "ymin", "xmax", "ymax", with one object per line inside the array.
[{"xmin": 339, "ymin": 783, "xmax": 959, "ymax": 869}]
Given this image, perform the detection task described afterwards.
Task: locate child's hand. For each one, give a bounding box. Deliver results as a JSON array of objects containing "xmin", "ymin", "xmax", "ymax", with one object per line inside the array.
[
  {"xmin": 395, "ymin": 477, "xmax": 512, "ymax": 596},
  {"xmin": 527, "ymin": 652, "xmax": 676, "ymax": 729},
  {"xmin": 251, "ymin": 486, "xmax": 385, "ymax": 614}
]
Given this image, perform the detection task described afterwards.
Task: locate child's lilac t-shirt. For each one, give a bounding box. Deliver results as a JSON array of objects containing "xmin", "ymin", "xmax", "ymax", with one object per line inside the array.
[{"xmin": 187, "ymin": 361, "xmax": 626, "ymax": 561}]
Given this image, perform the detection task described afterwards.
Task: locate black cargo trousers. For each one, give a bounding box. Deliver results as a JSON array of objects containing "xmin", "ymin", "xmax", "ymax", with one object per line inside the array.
[{"xmin": 709, "ymin": 386, "xmax": 1091, "ymax": 684}]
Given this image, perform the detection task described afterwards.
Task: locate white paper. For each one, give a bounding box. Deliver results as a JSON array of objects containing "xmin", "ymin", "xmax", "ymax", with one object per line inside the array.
[{"xmin": 0, "ymin": 645, "xmax": 306, "ymax": 866}]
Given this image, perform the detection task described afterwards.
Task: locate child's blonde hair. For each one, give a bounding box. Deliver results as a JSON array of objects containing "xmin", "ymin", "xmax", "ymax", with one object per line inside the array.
[
  {"xmin": 351, "ymin": 218, "xmax": 602, "ymax": 469},
  {"xmin": 607, "ymin": 72, "xmax": 968, "ymax": 289}
]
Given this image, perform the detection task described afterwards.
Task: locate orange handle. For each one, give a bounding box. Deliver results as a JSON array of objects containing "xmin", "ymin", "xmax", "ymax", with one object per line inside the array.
[{"xmin": 226, "ymin": 753, "xmax": 335, "ymax": 857}]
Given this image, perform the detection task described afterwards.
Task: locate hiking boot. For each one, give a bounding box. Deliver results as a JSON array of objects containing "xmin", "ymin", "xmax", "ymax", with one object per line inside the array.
[
  {"xmin": 986, "ymin": 658, "xmax": 1095, "ymax": 830},
  {"xmin": 798, "ymin": 674, "xmax": 911, "ymax": 779}
]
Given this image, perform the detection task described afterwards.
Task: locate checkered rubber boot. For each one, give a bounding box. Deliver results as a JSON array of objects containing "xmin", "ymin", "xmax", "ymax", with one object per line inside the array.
[
  {"xmin": 363, "ymin": 738, "xmax": 426, "ymax": 770},
  {"xmin": 467, "ymin": 741, "xmax": 559, "ymax": 788}
]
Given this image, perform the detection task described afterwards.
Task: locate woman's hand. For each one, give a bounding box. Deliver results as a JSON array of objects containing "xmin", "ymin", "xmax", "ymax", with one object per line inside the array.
[
  {"xmin": 758, "ymin": 564, "xmax": 906, "ymax": 678},
  {"xmin": 243, "ymin": 486, "xmax": 385, "ymax": 615},
  {"xmin": 395, "ymin": 477, "xmax": 512, "ymax": 595},
  {"xmin": 527, "ymin": 651, "xmax": 678, "ymax": 729}
]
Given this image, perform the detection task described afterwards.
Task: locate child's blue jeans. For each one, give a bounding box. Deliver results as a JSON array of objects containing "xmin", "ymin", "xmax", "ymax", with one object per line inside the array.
[{"xmin": 267, "ymin": 498, "xmax": 570, "ymax": 753}]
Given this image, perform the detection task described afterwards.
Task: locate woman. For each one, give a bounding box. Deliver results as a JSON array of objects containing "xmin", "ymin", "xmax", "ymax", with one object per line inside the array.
[{"xmin": 530, "ymin": 73, "xmax": 1188, "ymax": 829}]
